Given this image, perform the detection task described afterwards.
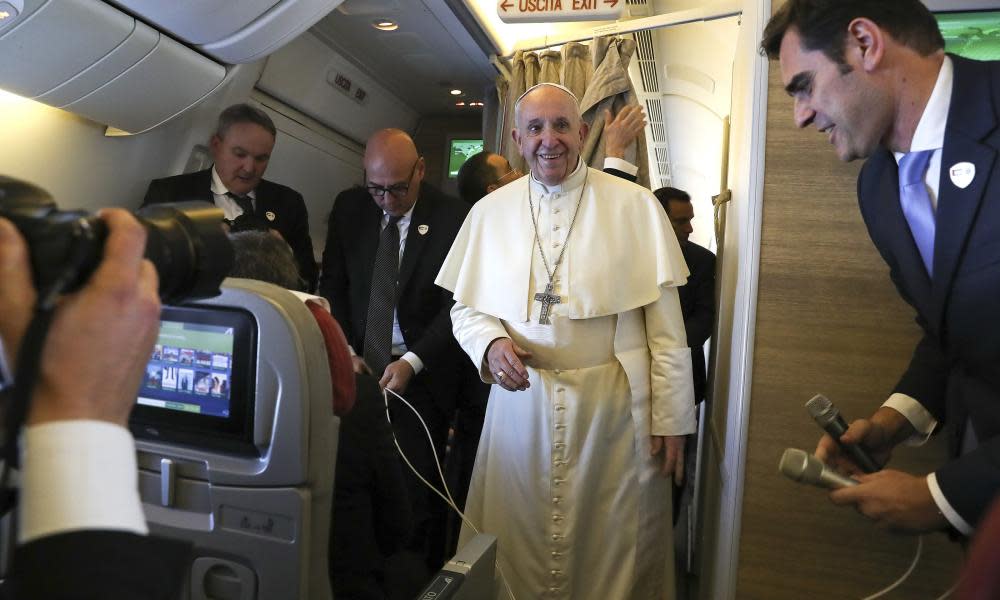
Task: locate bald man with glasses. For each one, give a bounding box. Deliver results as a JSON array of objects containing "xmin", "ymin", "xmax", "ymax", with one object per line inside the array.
[{"xmin": 318, "ymin": 128, "xmax": 471, "ymax": 585}]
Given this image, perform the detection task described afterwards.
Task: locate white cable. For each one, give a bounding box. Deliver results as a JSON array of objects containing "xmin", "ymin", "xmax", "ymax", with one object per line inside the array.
[
  {"xmin": 860, "ymin": 535, "xmax": 923, "ymax": 600},
  {"xmin": 933, "ymin": 582, "xmax": 956, "ymax": 600},
  {"xmin": 382, "ymin": 387, "xmax": 518, "ymax": 600}
]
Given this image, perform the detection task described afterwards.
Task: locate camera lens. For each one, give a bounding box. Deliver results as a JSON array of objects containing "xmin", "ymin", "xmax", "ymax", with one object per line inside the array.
[
  {"xmin": 138, "ymin": 202, "xmax": 233, "ymax": 303},
  {"xmin": 0, "ymin": 176, "xmax": 232, "ymax": 304}
]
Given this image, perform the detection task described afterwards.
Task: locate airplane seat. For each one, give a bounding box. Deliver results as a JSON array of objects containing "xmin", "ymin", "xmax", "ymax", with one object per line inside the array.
[
  {"xmin": 131, "ymin": 278, "xmax": 341, "ymax": 600},
  {"xmin": 302, "ymin": 299, "xmax": 355, "ymax": 417}
]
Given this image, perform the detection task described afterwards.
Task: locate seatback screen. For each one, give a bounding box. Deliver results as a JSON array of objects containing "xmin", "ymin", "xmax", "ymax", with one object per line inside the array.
[
  {"xmin": 130, "ymin": 305, "xmax": 257, "ymax": 456},
  {"xmin": 138, "ymin": 321, "xmax": 235, "ymax": 418}
]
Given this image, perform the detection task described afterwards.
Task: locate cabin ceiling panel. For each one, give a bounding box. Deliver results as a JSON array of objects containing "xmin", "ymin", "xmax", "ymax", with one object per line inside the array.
[{"xmin": 311, "ymin": 0, "xmax": 494, "ymax": 117}]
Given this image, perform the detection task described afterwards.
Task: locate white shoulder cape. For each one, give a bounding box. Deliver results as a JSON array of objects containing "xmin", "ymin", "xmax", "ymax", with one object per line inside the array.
[{"xmin": 436, "ymin": 167, "xmax": 689, "ymax": 322}]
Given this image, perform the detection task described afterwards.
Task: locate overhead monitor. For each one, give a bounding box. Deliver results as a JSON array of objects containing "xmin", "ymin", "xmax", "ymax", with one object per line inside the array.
[
  {"xmin": 937, "ymin": 10, "xmax": 1000, "ymax": 60},
  {"xmin": 448, "ymin": 139, "xmax": 484, "ymax": 178}
]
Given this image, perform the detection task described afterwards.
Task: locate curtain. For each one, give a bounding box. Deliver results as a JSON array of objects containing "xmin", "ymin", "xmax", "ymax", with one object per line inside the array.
[
  {"xmin": 498, "ymin": 36, "xmax": 647, "ymax": 186},
  {"xmin": 580, "ymin": 36, "xmax": 649, "ymax": 188}
]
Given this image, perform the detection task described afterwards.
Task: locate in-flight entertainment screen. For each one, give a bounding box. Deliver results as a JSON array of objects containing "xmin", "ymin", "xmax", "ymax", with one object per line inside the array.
[
  {"xmin": 131, "ymin": 305, "xmax": 257, "ymax": 455},
  {"xmin": 138, "ymin": 320, "xmax": 235, "ymax": 418}
]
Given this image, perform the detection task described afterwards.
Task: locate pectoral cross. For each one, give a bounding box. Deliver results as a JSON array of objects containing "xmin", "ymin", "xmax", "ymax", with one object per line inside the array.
[{"xmin": 534, "ymin": 282, "xmax": 561, "ymax": 325}]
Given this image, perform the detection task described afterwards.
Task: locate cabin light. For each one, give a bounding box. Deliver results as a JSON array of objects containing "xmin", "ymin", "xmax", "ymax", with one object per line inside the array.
[
  {"xmin": 372, "ymin": 20, "xmax": 398, "ymax": 31},
  {"xmin": 450, "ymin": 89, "xmax": 463, "ymax": 96},
  {"xmin": 456, "ymin": 101, "xmax": 466, "ymax": 107}
]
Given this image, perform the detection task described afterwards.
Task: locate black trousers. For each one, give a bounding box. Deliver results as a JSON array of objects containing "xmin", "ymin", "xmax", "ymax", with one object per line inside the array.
[{"xmin": 385, "ymin": 375, "xmax": 451, "ymax": 574}]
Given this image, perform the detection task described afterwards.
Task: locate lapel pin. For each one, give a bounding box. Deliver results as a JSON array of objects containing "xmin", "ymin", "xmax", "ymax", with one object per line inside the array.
[
  {"xmin": 417, "ymin": 224, "xmax": 429, "ymax": 235},
  {"xmin": 949, "ymin": 162, "xmax": 975, "ymax": 190},
  {"xmin": 265, "ymin": 211, "xmax": 276, "ymax": 222}
]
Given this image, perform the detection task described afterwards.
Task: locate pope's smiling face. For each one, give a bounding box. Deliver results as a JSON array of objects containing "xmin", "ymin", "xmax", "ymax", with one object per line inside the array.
[{"xmin": 513, "ymin": 86, "xmax": 588, "ymax": 186}]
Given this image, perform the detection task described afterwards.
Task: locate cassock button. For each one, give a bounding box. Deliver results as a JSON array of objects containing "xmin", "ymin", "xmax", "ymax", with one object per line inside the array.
[
  {"xmin": 551, "ymin": 570, "xmax": 563, "ymax": 576},
  {"xmin": 554, "ymin": 225, "xmax": 561, "ymax": 231},
  {"xmin": 551, "ymin": 534, "xmax": 562, "ymax": 541},
  {"xmin": 551, "ymin": 551, "xmax": 562, "ymax": 558},
  {"xmin": 552, "ymin": 496, "xmax": 562, "ymax": 503},
  {"xmin": 557, "ymin": 387, "xmax": 565, "ymax": 392},
  {"xmin": 554, "ymin": 208, "xmax": 561, "ymax": 214},
  {"xmin": 552, "ymin": 514, "xmax": 564, "ymax": 522}
]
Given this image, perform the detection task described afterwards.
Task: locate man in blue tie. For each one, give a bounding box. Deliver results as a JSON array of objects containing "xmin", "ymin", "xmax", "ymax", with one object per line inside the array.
[{"xmin": 763, "ymin": 0, "xmax": 1000, "ymax": 535}]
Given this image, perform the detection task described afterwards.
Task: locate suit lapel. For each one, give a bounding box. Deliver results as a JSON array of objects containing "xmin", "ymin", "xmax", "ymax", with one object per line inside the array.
[
  {"xmin": 191, "ymin": 169, "xmax": 214, "ymax": 203},
  {"xmin": 398, "ymin": 187, "xmax": 433, "ymax": 292},
  {"xmin": 931, "ymin": 56, "xmax": 998, "ymax": 329}
]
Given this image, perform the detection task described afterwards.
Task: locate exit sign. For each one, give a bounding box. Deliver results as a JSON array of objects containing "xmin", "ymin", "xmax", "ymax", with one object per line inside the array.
[{"xmin": 497, "ymin": 0, "xmax": 623, "ymax": 24}]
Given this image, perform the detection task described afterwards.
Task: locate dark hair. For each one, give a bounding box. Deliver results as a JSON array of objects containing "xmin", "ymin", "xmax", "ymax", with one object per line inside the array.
[
  {"xmin": 653, "ymin": 187, "xmax": 690, "ymax": 216},
  {"xmin": 457, "ymin": 151, "xmax": 501, "ymax": 205},
  {"xmin": 228, "ymin": 231, "xmax": 304, "ymax": 291},
  {"xmin": 761, "ymin": 0, "xmax": 944, "ymax": 64},
  {"xmin": 215, "ymin": 103, "xmax": 277, "ymax": 139}
]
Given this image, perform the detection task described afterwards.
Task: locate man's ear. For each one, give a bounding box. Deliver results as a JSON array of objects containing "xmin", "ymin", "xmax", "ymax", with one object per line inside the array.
[
  {"xmin": 848, "ymin": 17, "xmax": 885, "ymax": 72},
  {"xmin": 511, "ymin": 128, "xmax": 521, "ymax": 147},
  {"xmin": 209, "ymin": 134, "xmax": 222, "ymax": 156},
  {"xmin": 579, "ymin": 121, "xmax": 590, "ymax": 143}
]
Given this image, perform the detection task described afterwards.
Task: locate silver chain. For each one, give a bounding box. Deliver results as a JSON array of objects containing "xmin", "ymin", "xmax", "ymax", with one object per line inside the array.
[{"xmin": 526, "ymin": 169, "xmax": 589, "ymax": 284}]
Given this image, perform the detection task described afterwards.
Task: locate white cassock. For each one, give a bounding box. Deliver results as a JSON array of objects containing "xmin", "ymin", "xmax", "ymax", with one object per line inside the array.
[{"xmin": 435, "ymin": 162, "xmax": 696, "ymax": 599}]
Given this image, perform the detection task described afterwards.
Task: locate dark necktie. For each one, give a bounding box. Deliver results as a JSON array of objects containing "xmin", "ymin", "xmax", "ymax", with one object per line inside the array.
[
  {"xmin": 227, "ymin": 192, "xmax": 255, "ymax": 217},
  {"xmin": 898, "ymin": 150, "xmax": 936, "ymax": 277},
  {"xmin": 363, "ymin": 215, "xmax": 403, "ymax": 375}
]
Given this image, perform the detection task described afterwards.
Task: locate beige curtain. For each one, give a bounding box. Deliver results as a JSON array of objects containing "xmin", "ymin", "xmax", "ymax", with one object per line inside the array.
[
  {"xmin": 498, "ymin": 36, "xmax": 646, "ymax": 185},
  {"xmin": 580, "ymin": 36, "xmax": 649, "ymax": 188}
]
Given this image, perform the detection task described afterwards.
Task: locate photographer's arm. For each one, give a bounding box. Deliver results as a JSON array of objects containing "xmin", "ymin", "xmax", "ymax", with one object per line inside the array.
[
  {"xmin": 0, "ymin": 212, "xmax": 189, "ymax": 599},
  {"xmin": 0, "ymin": 210, "xmax": 160, "ymax": 541}
]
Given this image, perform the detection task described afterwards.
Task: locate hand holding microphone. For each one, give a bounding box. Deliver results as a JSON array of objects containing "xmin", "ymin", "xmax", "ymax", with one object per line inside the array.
[
  {"xmin": 779, "ymin": 448, "xmax": 858, "ymax": 489},
  {"xmin": 806, "ymin": 394, "xmax": 881, "ymax": 474}
]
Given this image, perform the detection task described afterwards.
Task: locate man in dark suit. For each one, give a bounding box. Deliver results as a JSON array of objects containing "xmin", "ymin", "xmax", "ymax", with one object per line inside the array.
[
  {"xmin": 143, "ymin": 103, "xmax": 318, "ymax": 291},
  {"xmin": 763, "ymin": 0, "xmax": 1000, "ymax": 534},
  {"xmin": 0, "ymin": 210, "xmax": 190, "ymax": 599},
  {"xmin": 654, "ymin": 187, "xmax": 715, "ymax": 405},
  {"xmin": 319, "ymin": 129, "xmax": 470, "ymax": 579}
]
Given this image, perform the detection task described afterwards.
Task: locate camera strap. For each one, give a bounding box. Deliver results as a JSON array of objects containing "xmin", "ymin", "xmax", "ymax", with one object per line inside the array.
[{"xmin": 0, "ymin": 309, "xmax": 56, "ymax": 516}]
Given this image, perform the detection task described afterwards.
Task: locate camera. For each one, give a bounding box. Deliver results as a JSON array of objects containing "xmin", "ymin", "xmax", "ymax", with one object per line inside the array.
[{"xmin": 0, "ymin": 175, "xmax": 233, "ymax": 303}]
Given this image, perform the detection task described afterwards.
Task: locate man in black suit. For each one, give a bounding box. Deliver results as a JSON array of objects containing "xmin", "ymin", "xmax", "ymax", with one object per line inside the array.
[
  {"xmin": 0, "ymin": 210, "xmax": 190, "ymax": 599},
  {"xmin": 764, "ymin": 0, "xmax": 1000, "ymax": 534},
  {"xmin": 143, "ymin": 103, "xmax": 318, "ymax": 291},
  {"xmin": 319, "ymin": 129, "xmax": 469, "ymax": 578},
  {"xmin": 654, "ymin": 187, "xmax": 715, "ymax": 405}
]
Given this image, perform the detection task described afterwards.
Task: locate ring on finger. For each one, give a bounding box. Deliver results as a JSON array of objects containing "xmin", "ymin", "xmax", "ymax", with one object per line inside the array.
[{"xmin": 496, "ymin": 371, "xmax": 506, "ymax": 381}]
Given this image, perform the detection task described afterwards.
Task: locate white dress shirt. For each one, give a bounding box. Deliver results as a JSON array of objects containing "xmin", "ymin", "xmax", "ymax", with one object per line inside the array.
[
  {"xmin": 210, "ymin": 166, "xmax": 256, "ymax": 219},
  {"xmin": 19, "ymin": 421, "xmax": 147, "ymax": 544}
]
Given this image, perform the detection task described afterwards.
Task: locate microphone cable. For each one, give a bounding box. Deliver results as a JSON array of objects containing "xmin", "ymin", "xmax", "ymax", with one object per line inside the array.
[
  {"xmin": 860, "ymin": 535, "xmax": 956, "ymax": 600},
  {"xmin": 382, "ymin": 386, "xmax": 518, "ymax": 600}
]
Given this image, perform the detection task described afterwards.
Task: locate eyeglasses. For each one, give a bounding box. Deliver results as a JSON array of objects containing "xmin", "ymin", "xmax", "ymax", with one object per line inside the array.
[{"xmin": 366, "ymin": 157, "xmax": 421, "ymax": 198}]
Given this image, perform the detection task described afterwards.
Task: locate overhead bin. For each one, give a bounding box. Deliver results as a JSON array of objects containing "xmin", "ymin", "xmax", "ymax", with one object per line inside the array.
[
  {"xmin": 0, "ymin": 0, "xmax": 343, "ymax": 133},
  {"xmin": 0, "ymin": 0, "xmax": 225, "ymax": 133},
  {"xmin": 107, "ymin": 0, "xmax": 345, "ymax": 64}
]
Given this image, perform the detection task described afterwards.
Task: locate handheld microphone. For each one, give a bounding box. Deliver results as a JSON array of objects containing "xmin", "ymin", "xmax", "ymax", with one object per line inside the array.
[
  {"xmin": 805, "ymin": 394, "xmax": 881, "ymax": 473},
  {"xmin": 779, "ymin": 448, "xmax": 859, "ymax": 489}
]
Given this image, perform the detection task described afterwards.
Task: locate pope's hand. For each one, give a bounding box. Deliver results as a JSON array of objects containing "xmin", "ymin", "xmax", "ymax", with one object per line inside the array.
[{"xmin": 486, "ymin": 337, "xmax": 532, "ymax": 392}]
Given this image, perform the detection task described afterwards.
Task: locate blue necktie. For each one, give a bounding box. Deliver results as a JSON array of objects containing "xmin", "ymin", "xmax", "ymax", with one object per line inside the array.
[{"xmin": 898, "ymin": 150, "xmax": 936, "ymax": 277}]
